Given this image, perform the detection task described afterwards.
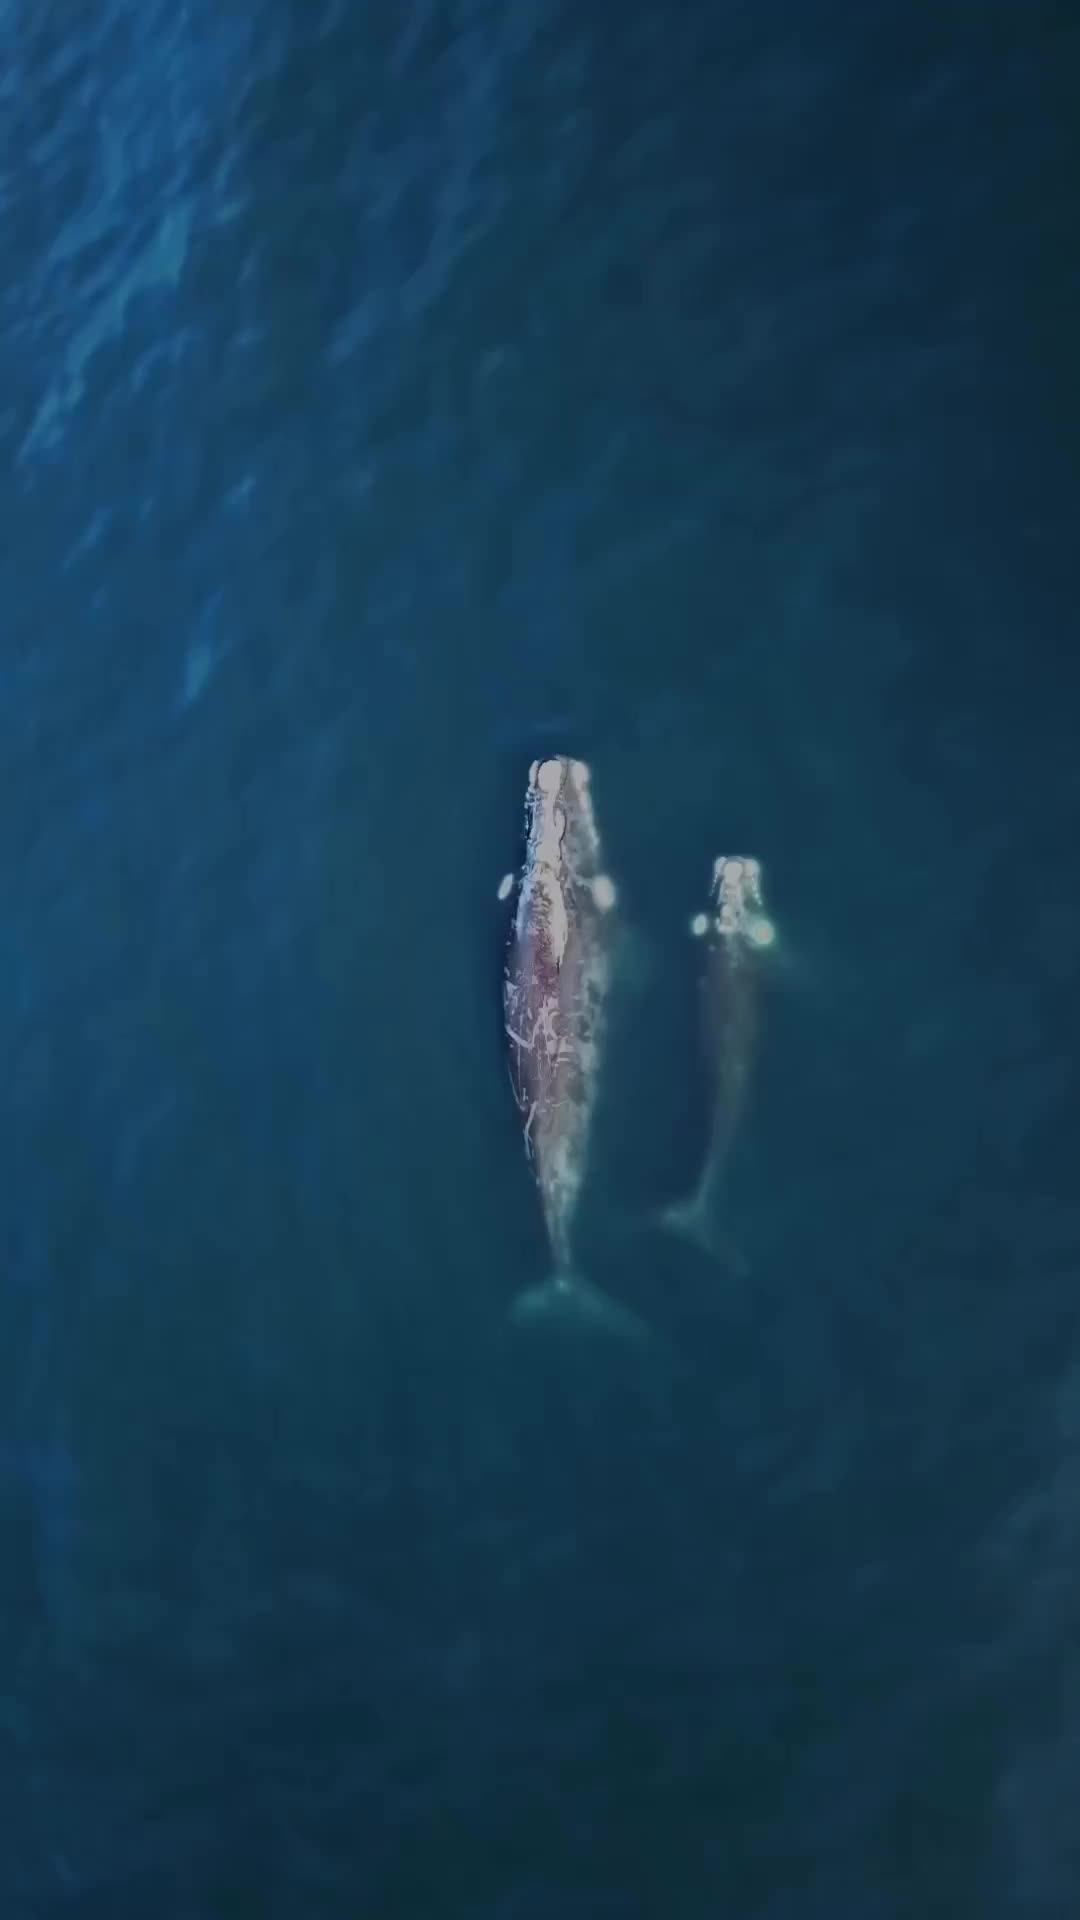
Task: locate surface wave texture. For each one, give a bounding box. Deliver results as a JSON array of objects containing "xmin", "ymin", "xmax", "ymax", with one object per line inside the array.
[{"xmin": 2, "ymin": 0, "xmax": 1078, "ymax": 1913}]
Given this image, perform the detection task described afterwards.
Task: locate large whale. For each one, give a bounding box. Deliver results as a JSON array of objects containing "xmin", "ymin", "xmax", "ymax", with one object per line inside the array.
[
  {"xmin": 500, "ymin": 755, "xmax": 643, "ymax": 1336},
  {"xmin": 663, "ymin": 854, "xmax": 776, "ymax": 1258}
]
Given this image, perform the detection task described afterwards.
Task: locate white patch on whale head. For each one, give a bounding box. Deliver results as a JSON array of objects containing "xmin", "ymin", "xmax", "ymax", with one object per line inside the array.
[
  {"xmin": 709, "ymin": 854, "xmax": 774, "ymax": 952},
  {"xmin": 519, "ymin": 755, "xmax": 615, "ymax": 968},
  {"xmin": 532, "ymin": 789, "xmax": 567, "ymax": 873}
]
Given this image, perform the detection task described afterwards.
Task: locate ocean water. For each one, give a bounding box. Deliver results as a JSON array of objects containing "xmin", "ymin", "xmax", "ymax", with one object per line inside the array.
[{"xmin": 2, "ymin": 0, "xmax": 1079, "ymax": 1912}]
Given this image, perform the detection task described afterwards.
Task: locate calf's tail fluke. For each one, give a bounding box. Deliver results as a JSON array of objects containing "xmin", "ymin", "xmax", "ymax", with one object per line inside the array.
[
  {"xmin": 659, "ymin": 1188, "xmax": 715, "ymax": 1255},
  {"xmin": 656, "ymin": 1199, "xmax": 749, "ymax": 1280}
]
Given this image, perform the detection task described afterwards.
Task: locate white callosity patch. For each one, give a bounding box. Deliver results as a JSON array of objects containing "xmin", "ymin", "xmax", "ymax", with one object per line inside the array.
[
  {"xmin": 711, "ymin": 855, "xmax": 776, "ymax": 952},
  {"xmin": 517, "ymin": 756, "xmax": 604, "ymax": 970},
  {"xmin": 526, "ymin": 757, "xmax": 601, "ymax": 873}
]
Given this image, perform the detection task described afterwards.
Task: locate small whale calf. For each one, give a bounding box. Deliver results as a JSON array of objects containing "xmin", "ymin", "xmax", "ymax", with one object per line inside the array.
[{"xmin": 661, "ymin": 855, "xmax": 776, "ymax": 1259}]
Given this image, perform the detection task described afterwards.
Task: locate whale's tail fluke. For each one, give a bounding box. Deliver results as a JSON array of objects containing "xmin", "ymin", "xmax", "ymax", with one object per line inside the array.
[
  {"xmin": 509, "ymin": 1271, "xmax": 650, "ymax": 1343},
  {"xmin": 655, "ymin": 1186, "xmax": 749, "ymax": 1278},
  {"xmin": 659, "ymin": 1189, "xmax": 714, "ymax": 1254}
]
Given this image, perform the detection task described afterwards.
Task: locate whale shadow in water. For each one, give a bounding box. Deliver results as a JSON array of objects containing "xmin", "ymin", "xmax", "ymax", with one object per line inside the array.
[{"xmin": 584, "ymin": 1198, "xmax": 753, "ymax": 1350}]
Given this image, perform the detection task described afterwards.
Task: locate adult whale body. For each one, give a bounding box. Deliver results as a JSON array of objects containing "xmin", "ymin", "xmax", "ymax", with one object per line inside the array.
[{"xmin": 501, "ymin": 756, "xmax": 643, "ymax": 1336}]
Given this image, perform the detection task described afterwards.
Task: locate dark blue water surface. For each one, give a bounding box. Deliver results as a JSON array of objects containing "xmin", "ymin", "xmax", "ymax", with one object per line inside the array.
[{"xmin": 3, "ymin": 1, "xmax": 1079, "ymax": 1912}]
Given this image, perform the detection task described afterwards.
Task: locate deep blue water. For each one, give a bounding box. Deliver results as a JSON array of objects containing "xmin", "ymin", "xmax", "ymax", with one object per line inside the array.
[{"xmin": 3, "ymin": 1, "xmax": 1079, "ymax": 1912}]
